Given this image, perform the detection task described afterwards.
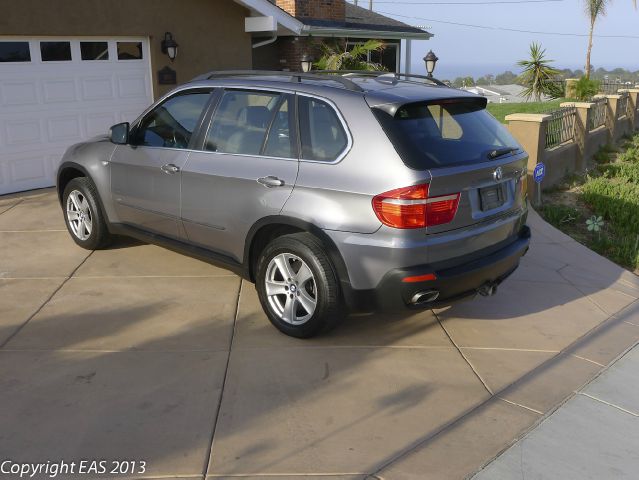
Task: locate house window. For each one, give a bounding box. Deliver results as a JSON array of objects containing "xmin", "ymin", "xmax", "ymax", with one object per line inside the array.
[
  {"xmin": 0, "ymin": 42, "xmax": 31, "ymax": 62},
  {"xmin": 346, "ymin": 41, "xmax": 399, "ymax": 73},
  {"xmin": 117, "ymin": 42, "xmax": 143, "ymax": 60},
  {"xmin": 40, "ymin": 41, "xmax": 72, "ymax": 62},
  {"xmin": 81, "ymin": 42, "xmax": 109, "ymax": 61}
]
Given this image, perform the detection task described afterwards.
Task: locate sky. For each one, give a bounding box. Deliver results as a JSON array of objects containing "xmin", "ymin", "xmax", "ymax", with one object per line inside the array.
[{"xmin": 350, "ymin": 0, "xmax": 639, "ymax": 79}]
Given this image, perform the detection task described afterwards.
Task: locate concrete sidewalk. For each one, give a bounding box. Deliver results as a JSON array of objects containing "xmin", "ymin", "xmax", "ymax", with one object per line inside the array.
[
  {"xmin": 1, "ymin": 189, "xmax": 638, "ymax": 480},
  {"xmin": 473, "ymin": 342, "xmax": 639, "ymax": 479}
]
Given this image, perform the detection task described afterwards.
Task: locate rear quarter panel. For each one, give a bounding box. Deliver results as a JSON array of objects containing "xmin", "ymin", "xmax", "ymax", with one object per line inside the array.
[{"xmin": 281, "ymin": 89, "xmax": 424, "ymax": 234}]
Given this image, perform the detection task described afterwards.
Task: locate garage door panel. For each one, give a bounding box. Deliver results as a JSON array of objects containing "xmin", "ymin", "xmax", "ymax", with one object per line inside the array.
[
  {"xmin": 5, "ymin": 119, "xmax": 42, "ymax": 146},
  {"xmin": 117, "ymin": 75, "xmax": 150, "ymax": 99},
  {"xmin": 9, "ymin": 154, "xmax": 47, "ymax": 183},
  {"xmin": 0, "ymin": 37, "xmax": 152, "ymax": 195},
  {"xmin": 2, "ymin": 81, "xmax": 39, "ymax": 106},
  {"xmin": 86, "ymin": 112, "xmax": 118, "ymax": 137},
  {"xmin": 81, "ymin": 76, "xmax": 115, "ymax": 101},
  {"xmin": 42, "ymin": 79, "xmax": 77, "ymax": 103},
  {"xmin": 47, "ymin": 116, "xmax": 81, "ymax": 142}
]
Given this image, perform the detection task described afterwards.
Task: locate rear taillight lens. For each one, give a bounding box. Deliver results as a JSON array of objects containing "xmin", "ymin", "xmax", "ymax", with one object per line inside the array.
[{"xmin": 372, "ymin": 183, "xmax": 460, "ymax": 229}]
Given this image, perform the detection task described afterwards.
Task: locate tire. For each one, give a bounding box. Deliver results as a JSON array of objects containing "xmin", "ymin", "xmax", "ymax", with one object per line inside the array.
[
  {"xmin": 255, "ymin": 233, "xmax": 343, "ymax": 338},
  {"xmin": 62, "ymin": 177, "xmax": 112, "ymax": 250}
]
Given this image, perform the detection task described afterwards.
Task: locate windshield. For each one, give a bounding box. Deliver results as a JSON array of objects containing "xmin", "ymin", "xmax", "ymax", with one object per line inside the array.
[{"xmin": 373, "ymin": 100, "xmax": 520, "ymax": 170}]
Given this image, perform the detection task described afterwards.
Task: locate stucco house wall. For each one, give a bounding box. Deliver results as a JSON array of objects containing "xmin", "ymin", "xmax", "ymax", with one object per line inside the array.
[{"xmin": 1, "ymin": 0, "xmax": 253, "ymax": 98}]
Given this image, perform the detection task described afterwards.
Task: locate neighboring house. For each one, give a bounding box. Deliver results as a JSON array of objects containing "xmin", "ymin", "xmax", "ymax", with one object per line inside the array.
[
  {"xmin": 462, "ymin": 84, "xmax": 554, "ymax": 103},
  {"xmin": 0, "ymin": 0, "xmax": 431, "ymax": 195},
  {"xmin": 254, "ymin": 1, "xmax": 432, "ymax": 73}
]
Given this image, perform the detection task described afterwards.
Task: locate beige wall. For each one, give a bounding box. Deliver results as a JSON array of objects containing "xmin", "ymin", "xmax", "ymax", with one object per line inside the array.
[
  {"xmin": 0, "ymin": 0, "xmax": 253, "ymax": 98},
  {"xmin": 506, "ymin": 91, "xmax": 639, "ymax": 203}
]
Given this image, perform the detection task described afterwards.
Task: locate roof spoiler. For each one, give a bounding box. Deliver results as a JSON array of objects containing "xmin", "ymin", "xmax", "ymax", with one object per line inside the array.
[{"xmin": 373, "ymin": 96, "xmax": 489, "ymax": 117}]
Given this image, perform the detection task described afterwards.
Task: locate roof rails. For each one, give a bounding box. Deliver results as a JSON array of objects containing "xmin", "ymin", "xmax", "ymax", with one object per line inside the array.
[
  {"xmin": 202, "ymin": 70, "xmax": 364, "ymax": 92},
  {"xmin": 197, "ymin": 70, "xmax": 450, "ymax": 93},
  {"xmin": 313, "ymin": 70, "xmax": 448, "ymax": 87}
]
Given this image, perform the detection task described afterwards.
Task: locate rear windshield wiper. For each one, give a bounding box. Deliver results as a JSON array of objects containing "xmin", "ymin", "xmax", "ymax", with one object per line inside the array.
[{"xmin": 487, "ymin": 147, "xmax": 518, "ymax": 160}]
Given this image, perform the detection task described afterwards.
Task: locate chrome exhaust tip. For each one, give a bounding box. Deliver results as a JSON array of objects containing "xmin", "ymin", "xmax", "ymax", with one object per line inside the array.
[
  {"xmin": 410, "ymin": 290, "xmax": 440, "ymax": 305},
  {"xmin": 478, "ymin": 282, "xmax": 498, "ymax": 297}
]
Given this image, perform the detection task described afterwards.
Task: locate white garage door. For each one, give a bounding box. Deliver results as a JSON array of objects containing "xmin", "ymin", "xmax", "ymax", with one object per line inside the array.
[{"xmin": 0, "ymin": 37, "xmax": 153, "ymax": 195}]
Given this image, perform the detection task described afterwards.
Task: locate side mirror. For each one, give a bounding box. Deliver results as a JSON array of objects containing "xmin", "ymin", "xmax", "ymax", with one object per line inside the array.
[{"xmin": 110, "ymin": 122, "xmax": 130, "ymax": 145}]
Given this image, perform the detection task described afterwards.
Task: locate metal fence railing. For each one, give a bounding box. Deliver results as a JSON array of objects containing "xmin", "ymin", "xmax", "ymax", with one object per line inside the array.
[
  {"xmin": 545, "ymin": 105, "xmax": 577, "ymax": 149},
  {"xmin": 628, "ymin": 93, "xmax": 636, "ymax": 119},
  {"xmin": 598, "ymin": 80, "xmax": 632, "ymax": 95},
  {"xmin": 617, "ymin": 93, "xmax": 630, "ymax": 119},
  {"xmin": 589, "ymin": 97, "xmax": 607, "ymax": 130}
]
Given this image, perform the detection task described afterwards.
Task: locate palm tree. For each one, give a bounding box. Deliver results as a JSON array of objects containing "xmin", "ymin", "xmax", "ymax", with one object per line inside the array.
[
  {"xmin": 315, "ymin": 40, "xmax": 387, "ymax": 71},
  {"xmin": 583, "ymin": 0, "xmax": 636, "ymax": 79},
  {"xmin": 517, "ymin": 42, "xmax": 562, "ymax": 101},
  {"xmin": 584, "ymin": 0, "xmax": 609, "ymax": 79}
]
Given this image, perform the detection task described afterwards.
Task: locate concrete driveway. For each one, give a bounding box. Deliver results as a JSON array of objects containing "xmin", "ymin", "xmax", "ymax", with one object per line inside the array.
[{"xmin": 1, "ymin": 188, "xmax": 638, "ymax": 480}]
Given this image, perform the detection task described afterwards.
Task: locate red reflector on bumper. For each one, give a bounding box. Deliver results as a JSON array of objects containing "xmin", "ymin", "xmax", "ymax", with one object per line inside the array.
[{"xmin": 402, "ymin": 273, "xmax": 437, "ymax": 283}]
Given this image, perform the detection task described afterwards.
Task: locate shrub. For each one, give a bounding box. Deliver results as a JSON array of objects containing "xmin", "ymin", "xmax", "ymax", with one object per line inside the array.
[
  {"xmin": 600, "ymin": 162, "xmax": 639, "ymax": 183},
  {"xmin": 539, "ymin": 204, "xmax": 580, "ymax": 228},
  {"xmin": 617, "ymin": 144, "xmax": 639, "ymax": 163},
  {"xmin": 593, "ymin": 143, "xmax": 616, "ymax": 164},
  {"xmin": 581, "ymin": 178, "xmax": 639, "ymax": 234},
  {"xmin": 573, "ymin": 76, "xmax": 600, "ymax": 101}
]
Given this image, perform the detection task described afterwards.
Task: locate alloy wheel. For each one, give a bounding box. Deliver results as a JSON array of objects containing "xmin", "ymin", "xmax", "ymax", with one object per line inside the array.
[
  {"xmin": 265, "ymin": 253, "xmax": 317, "ymax": 325},
  {"xmin": 66, "ymin": 190, "xmax": 93, "ymax": 241}
]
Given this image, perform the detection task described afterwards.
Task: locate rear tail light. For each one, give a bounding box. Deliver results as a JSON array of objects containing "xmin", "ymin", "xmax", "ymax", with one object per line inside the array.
[{"xmin": 372, "ymin": 183, "xmax": 460, "ymax": 229}]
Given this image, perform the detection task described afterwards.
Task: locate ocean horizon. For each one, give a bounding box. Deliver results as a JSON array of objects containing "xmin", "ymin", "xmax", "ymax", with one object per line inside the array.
[{"xmin": 408, "ymin": 62, "xmax": 637, "ymax": 81}]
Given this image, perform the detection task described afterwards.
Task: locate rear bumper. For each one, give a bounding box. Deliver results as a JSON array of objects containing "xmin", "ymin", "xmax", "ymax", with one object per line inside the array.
[{"xmin": 343, "ymin": 225, "xmax": 531, "ymax": 311}]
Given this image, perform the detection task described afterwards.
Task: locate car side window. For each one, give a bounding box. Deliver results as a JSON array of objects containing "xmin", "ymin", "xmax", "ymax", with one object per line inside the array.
[
  {"xmin": 131, "ymin": 92, "xmax": 211, "ymax": 149},
  {"xmin": 298, "ymin": 96, "xmax": 348, "ymax": 162},
  {"xmin": 204, "ymin": 90, "xmax": 272, "ymax": 155},
  {"xmin": 205, "ymin": 90, "xmax": 293, "ymax": 157},
  {"xmin": 263, "ymin": 96, "xmax": 295, "ymax": 158}
]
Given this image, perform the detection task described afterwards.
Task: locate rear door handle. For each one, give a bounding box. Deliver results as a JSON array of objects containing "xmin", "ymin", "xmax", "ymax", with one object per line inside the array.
[
  {"xmin": 161, "ymin": 163, "xmax": 180, "ymax": 174},
  {"xmin": 257, "ymin": 176, "xmax": 285, "ymax": 187}
]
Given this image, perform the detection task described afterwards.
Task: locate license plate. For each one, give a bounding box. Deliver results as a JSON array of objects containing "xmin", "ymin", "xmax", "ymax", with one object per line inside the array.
[{"xmin": 480, "ymin": 185, "xmax": 504, "ymax": 211}]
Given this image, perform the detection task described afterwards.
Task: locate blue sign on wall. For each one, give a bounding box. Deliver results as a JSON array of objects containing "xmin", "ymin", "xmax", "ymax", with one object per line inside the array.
[{"xmin": 533, "ymin": 163, "xmax": 546, "ymax": 184}]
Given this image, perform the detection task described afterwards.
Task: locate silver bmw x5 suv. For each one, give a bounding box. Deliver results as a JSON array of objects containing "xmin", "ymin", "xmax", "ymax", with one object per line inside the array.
[{"xmin": 57, "ymin": 71, "xmax": 530, "ymax": 338}]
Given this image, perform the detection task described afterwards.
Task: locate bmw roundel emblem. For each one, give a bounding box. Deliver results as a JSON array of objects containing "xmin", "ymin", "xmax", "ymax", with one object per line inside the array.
[{"xmin": 493, "ymin": 167, "xmax": 503, "ymax": 181}]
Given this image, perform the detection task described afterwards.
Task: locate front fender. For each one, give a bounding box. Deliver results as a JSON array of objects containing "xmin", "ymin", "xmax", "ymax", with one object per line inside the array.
[{"xmin": 57, "ymin": 139, "xmax": 118, "ymax": 223}]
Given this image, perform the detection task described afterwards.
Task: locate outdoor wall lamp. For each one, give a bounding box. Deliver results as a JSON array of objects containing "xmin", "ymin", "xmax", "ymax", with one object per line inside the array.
[
  {"xmin": 161, "ymin": 32, "xmax": 179, "ymax": 61},
  {"xmin": 300, "ymin": 54, "xmax": 313, "ymax": 73},
  {"xmin": 423, "ymin": 50, "xmax": 438, "ymax": 78}
]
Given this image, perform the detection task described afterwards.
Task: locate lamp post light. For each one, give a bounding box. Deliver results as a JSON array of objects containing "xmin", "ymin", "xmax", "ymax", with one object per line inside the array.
[
  {"xmin": 300, "ymin": 54, "xmax": 313, "ymax": 73},
  {"xmin": 161, "ymin": 32, "xmax": 178, "ymax": 61},
  {"xmin": 423, "ymin": 50, "xmax": 438, "ymax": 78}
]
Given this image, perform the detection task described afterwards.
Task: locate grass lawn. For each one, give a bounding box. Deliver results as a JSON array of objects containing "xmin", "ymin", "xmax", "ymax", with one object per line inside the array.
[
  {"xmin": 538, "ymin": 134, "xmax": 639, "ymax": 272},
  {"xmin": 487, "ymin": 99, "xmax": 566, "ymax": 123}
]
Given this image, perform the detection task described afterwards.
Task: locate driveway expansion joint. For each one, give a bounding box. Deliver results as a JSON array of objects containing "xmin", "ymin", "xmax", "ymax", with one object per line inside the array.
[
  {"xmin": 0, "ymin": 250, "xmax": 93, "ymax": 349},
  {"xmin": 203, "ymin": 279, "xmax": 242, "ymax": 478},
  {"xmin": 498, "ymin": 397, "xmax": 543, "ymax": 415},
  {"xmin": 0, "ymin": 198, "xmax": 25, "ymax": 216},
  {"xmin": 434, "ymin": 310, "xmax": 494, "ymax": 396},
  {"xmin": 571, "ymin": 354, "xmax": 605, "ymax": 367},
  {"xmin": 576, "ymin": 392, "xmax": 639, "ymax": 417}
]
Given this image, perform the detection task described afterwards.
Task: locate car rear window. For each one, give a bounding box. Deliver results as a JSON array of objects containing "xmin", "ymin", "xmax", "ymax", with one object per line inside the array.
[{"xmin": 373, "ymin": 100, "xmax": 520, "ymax": 170}]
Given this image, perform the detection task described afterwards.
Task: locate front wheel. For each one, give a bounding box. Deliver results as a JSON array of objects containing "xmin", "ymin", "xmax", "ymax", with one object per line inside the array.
[
  {"xmin": 62, "ymin": 177, "xmax": 112, "ymax": 250},
  {"xmin": 255, "ymin": 233, "xmax": 343, "ymax": 338}
]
